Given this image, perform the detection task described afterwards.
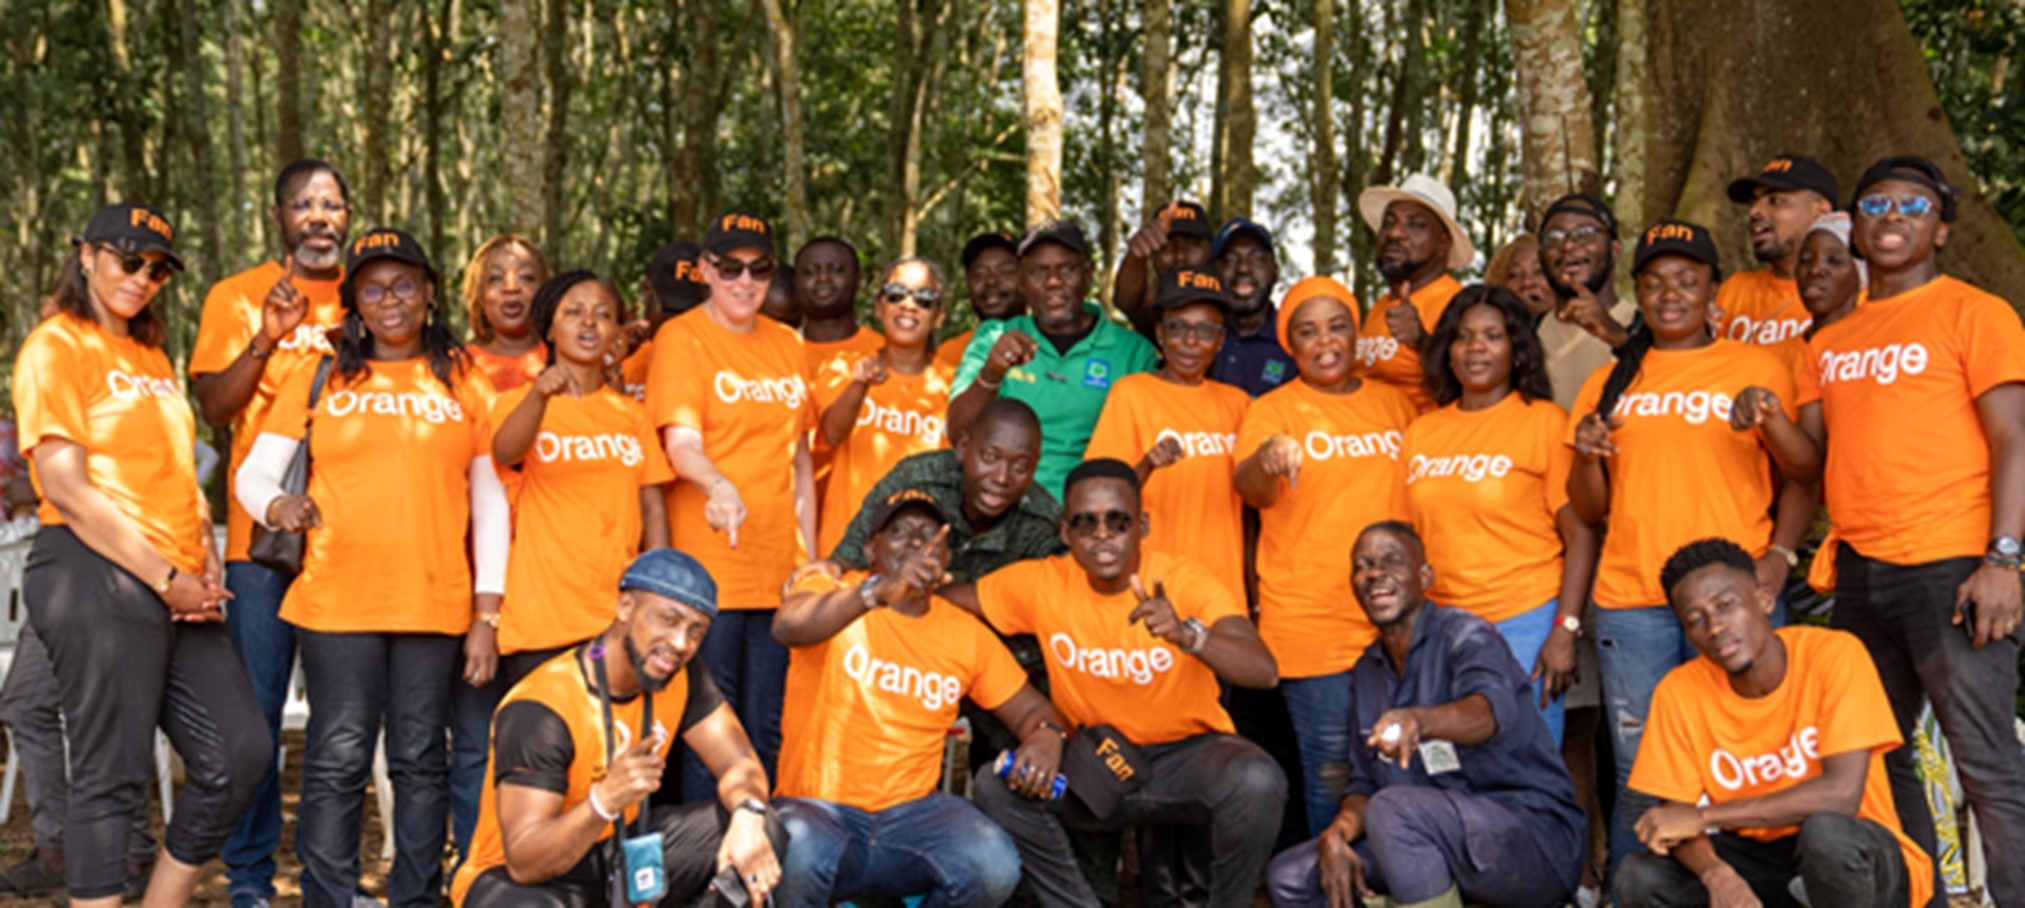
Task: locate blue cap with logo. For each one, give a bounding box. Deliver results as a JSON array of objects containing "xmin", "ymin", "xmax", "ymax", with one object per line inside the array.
[{"xmin": 620, "ymin": 548, "xmax": 719, "ymax": 619}]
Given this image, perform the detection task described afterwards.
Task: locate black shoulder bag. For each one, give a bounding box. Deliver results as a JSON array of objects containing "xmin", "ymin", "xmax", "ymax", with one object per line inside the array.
[{"xmin": 248, "ymin": 355, "xmax": 333, "ymax": 576}]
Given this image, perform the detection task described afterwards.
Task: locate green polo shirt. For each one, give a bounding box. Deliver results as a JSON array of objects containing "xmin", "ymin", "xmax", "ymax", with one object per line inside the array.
[{"xmin": 955, "ymin": 304, "xmax": 1159, "ymax": 500}]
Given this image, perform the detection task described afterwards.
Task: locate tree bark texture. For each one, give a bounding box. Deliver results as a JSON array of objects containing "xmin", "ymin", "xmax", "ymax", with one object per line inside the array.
[
  {"xmin": 1212, "ymin": 0, "xmax": 1254, "ymax": 220},
  {"xmin": 498, "ymin": 0, "xmax": 542, "ymax": 240},
  {"xmin": 172, "ymin": 0, "xmax": 223, "ymax": 284},
  {"xmin": 1022, "ymin": 0, "xmax": 1064, "ymax": 226},
  {"xmin": 1311, "ymin": 0, "xmax": 1337, "ymax": 275},
  {"xmin": 760, "ymin": 0, "xmax": 810, "ymax": 252},
  {"xmin": 275, "ymin": 0, "xmax": 305, "ymax": 166},
  {"xmin": 1504, "ymin": 0, "xmax": 1599, "ymax": 224},
  {"xmin": 1141, "ymin": 0, "xmax": 1173, "ymax": 217},
  {"xmin": 540, "ymin": 0, "xmax": 572, "ymax": 257}
]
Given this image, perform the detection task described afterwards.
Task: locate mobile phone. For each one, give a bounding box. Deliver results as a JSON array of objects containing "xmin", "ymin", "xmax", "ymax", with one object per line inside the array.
[
  {"xmin": 1962, "ymin": 599, "xmax": 1980, "ymax": 638},
  {"xmin": 708, "ymin": 863, "xmax": 752, "ymax": 908}
]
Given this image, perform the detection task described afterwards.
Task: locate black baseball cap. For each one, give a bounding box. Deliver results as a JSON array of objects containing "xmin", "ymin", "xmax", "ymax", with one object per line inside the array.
[
  {"xmin": 648, "ymin": 241, "xmax": 709, "ymax": 315},
  {"xmin": 79, "ymin": 203, "xmax": 186, "ymax": 273},
  {"xmin": 1539, "ymin": 193, "xmax": 1620, "ymax": 237},
  {"xmin": 1631, "ymin": 219, "xmax": 1722, "ymax": 278},
  {"xmin": 1018, "ymin": 220, "xmax": 1090, "ymax": 258},
  {"xmin": 341, "ymin": 227, "xmax": 436, "ymax": 296},
  {"xmin": 1157, "ymin": 201, "xmax": 1214, "ymax": 240},
  {"xmin": 961, "ymin": 232, "xmax": 1018, "ymax": 269},
  {"xmin": 867, "ymin": 488, "xmax": 950, "ymax": 536},
  {"xmin": 704, "ymin": 211, "xmax": 776, "ymax": 257},
  {"xmin": 1726, "ymin": 154, "xmax": 1838, "ymax": 205},
  {"xmin": 1850, "ymin": 154, "xmax": 1958, "ymax": 223},
  {"xmin": 1152, "ymin": 268, "xmax": 1232, "ymax": 315},
  {"xmin": 1209, "ymin": 217, "xmax": 1275, "ymax": 261}
]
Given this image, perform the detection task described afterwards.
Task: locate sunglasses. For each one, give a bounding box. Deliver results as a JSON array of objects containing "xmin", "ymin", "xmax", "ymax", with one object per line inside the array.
[
  {"xmin": 101, "ymin": 247, "xmax": 176, "ymax": 283},
  {"xmin": 1160, "ymin": 320, "xmax": 1223, "ymax": 345},
  {"xmin": 710, "ymin": 254, "xmax": 777, "ymax": 282},
  {"xmin": 356, "ymin": 278, "xmax": 422, "ymax": 307},
  {"xmin": 1540, "ymin": 224, "xmax": 1606, "ymax": 250},
  {"xmin": 879, "ymin": 283, "xmax": 943, "ymax": 306},
  {"xmin": 1066, "ymin": 509, "xmax": 1135, "ymax": 538},
  {"xmin": 1856, "ymin": 193, "xmax": 1936, "ymax": 219}
]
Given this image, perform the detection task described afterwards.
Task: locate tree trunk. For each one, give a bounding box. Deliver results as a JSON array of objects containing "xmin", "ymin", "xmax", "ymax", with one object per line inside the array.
[
  {"xmin": 221, "ymin": 0, "xmax": 250, "ymax": 260},
  {"xmin": 540, "ymin": 0, "xmax": 571, "ymax": 257},
  {"xmin": 1617, "ymin": 0, "xmax": 2025, "ymax": 304},
  {"xmin": 1375, "ymin": 0, "xmax": 1424, "ymax": 187},
  {"xmin": 498, "ymin": 0, "xmax": 542, "ymax": 239},
  {"xmin": 1310, "ymin": 0, "xmax": 1337, "ymax": 274},
  {"xmin": 759, "ymin": 0, "xmax": 809, "ymax": 252},
  {"xmin": 422, "ymin": 0, "xmax": 457, "ymax": 258},
  {"xmin": 172, "ymin": 0, "xmax": 223, "ymax": 284},
  {"xmin": 1140, "ymin": 0, "xmax": 1173, "ymax": 215},
  {"xmin": 357, "ymin": 0, "xmax": 395, "ymax": 223},
  {"xmin": 1211, "ymin": 0, "xmax": 1254, "ymax": 220},
  {"xmin": 104, "ymin": 0, "xmax": 151, "ymax": 202},
  {"xmin": 1444, "ymin": 0, "xmax": 1488, "ymax": 194},
  {"xmin": 1097, "ymin": 0, "xmax": 1121, "ymax": 295},
  {"xmin": 1504, "ymin": 0, "xmax": 1599, "ymax": 222},
  {"xmin": 1022, "ymin": 0, "xmax": 1063, "ymax": 226},
  {"xmin": 1341, "ymin": 0, "xmax": 1370, "ymax": 298},
  {"xmin": 673, "ymin": 0, "xmax": 724, "ymax": 235},
  {"xmin": 275, "ymin": 0, "xmax": 305, "ymax": 165}
]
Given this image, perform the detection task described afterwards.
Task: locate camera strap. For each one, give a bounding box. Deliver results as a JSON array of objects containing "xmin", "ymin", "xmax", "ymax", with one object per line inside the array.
[{"xmin": 588, "ymin": 641, "xmax": 653, "ymax": 841}]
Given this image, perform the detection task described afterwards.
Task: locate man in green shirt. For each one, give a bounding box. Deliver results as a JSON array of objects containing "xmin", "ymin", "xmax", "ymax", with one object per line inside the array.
[{"xmin": 948, "ymin": 220, "xmax": 1159, "ymax": 500}]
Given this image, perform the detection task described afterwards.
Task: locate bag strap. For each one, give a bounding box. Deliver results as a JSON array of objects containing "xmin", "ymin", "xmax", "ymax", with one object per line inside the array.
[
  {"xmin": 302, "ymin": 355, "xmax": 333, "ymax": 466},
  {"xmin": 588, "ymin": 642, "xmax": 653, "ymax": 841}
]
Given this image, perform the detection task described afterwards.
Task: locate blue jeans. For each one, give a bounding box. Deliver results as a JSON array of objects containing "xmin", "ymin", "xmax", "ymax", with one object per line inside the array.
[
  {"xmin": 1280, "ymin": 672, "xmax": 1352, "ymax": 839},
  {"xmin": 773, "ymin": 794, "xmax": 1021, "ymax": 908},
  {"xmin": 1593, "ymin": 605, "xmax": 1698, "ymax": 881},
  {"xmin": 681, "ymin": 610, "xmax": 788, "ymax": 803},
  {"xmin": 1491, "ymin": 598, "xmax": 1566, "ymax": 746},
  {"xmin": 221, "ymin": 560, "xmax": 297, "ymax": 903}
]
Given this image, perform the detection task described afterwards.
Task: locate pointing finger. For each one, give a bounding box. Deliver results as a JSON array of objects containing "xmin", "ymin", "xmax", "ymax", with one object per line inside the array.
[{"xmin": 1130, "ymin": 574, "xmax": 1150, "ymax": 603}]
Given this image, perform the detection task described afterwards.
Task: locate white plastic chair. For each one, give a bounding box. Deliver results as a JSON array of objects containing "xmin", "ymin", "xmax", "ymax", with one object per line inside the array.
[{"xmin": 0, "ymin": 538, "xmax": 34, "ymax": 824}]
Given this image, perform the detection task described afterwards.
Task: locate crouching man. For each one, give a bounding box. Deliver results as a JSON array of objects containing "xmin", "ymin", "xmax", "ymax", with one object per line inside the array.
[
  {"xmin": 1266, "ymin": 522, "xmax": 1585, "ymax": 908},
  {"xmin": 451, "ymin": 549, "xmax": 788, "ymax": 906},
  {"xmin": 1613, "ymin": 538, "xmax": 1932, "ymax": 908}
]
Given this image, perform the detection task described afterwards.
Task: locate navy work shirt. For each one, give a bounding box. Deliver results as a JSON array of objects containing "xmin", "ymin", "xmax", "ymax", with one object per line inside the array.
[{"xmin": 1210, "ymin": 317, "xmax": 1296, "ymax": 398}]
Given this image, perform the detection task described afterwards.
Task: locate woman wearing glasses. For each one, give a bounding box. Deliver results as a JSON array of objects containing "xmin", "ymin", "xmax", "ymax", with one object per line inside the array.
[
  {"xmin": 1086, "ymin": 267, "xmax": 1250, "ymax": 602},
  {"xmin": 645, "ymin": 211, "xmax": 815, "ymax": 801},
  {"xmin": 1233, "ymin": 276, "xmax": 1419, "ymax": 836},
  {"xmin": 814, "ymin": 257, "xmax": 955, "ymax": 560},
  {"xmin": 13, "ymin": 204, "xmax": 269, "ymax": 908},
  {"xmin": 238, "ymin": 228, "xmax": 509, "ymax": 907}
]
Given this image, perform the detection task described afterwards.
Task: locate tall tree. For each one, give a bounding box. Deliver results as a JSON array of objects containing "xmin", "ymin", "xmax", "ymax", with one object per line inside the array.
[
  {"xmin": 1140, "ymin": 0, "xmax": 1173, "ymax": 212},
  {"xmin": 104, "ymin": 0, "xmax": 150, "ymax": 202},
  {"xmin": 172, "ymin": 0, "xmax": 223, "ymax": 283},
  {"xmin": 1022, "ymin": 0, "xmax": 1064, "ymax": 225},
  {"xmin": 1505, "ymin": 0, "xmax": 1599, "ymax": 220},
  {"xmin": 540, "ymin": 0, "xmax": 572, "ymax": 257},
  {"xmin": 221, "ymin": 0, "xmax": 251, "ymax": 259},
  {"xmin": 760, "ymin": 0, "xmax": 810, "ymax": 251},
  {"xmin": 357, "ymin": 0, "xmax": 397, "ymax": 223},
  {"xmin": 275, "ymin": 0, "xmax": 305, "ymax": 165},
  {"xmin": 1210, "ymin": 0, "xmax": 1254, "ymax": 220},
  {"xmin": 498, "ymin": 0, "xmax": 543, "ymax": 239},
  {"xmin": 1310, "ymin": 0, "xmax": 1338, "ymax": 274}
]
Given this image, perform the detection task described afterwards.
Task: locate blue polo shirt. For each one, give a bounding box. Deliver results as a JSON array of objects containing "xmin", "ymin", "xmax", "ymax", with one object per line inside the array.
[
  {"xmin": 1347, "ymin": 601, "xmax": 1586, "ymax": 892},
  {"xmin": 956, "ymin": 304, "xmax": 1158, "ymax": 500},
  {"xmin": 1211, "ymin": 317, "xmax": 1296, "ymax": 397}
]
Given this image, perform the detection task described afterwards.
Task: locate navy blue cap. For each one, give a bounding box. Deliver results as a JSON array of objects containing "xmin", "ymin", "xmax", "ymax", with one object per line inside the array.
[
  {"xmin": 620, "ymin": 548, "xmax": 719, "ymax": 618},
  {"xmin": 1210, "ymin": 217, "xmax": 1275, "ymax": 262}
]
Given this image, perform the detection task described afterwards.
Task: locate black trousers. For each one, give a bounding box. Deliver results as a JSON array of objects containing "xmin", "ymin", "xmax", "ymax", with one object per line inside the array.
[
  {"xmin": 22, "ymin": 526, "xmax": 270, "ymax": 899},
  {"xmin": 1614, "ymin": 813, "xmax": 1909, "ymax": 908},
  {"xmin": 462, "ymin": 802, "xmax": 790, "ymax": 907},
  {"xmin": 971, "ymin": 732, "xmax": 1286, "ymax": 908}
]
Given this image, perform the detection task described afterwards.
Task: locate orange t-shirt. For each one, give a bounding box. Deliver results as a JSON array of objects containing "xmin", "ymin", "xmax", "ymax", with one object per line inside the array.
[
  {"xmin": 977, "ymin": 551, "xmax": 1243, "ymax": 745},
  {"xmin": 645, "ymin": 307, "xmax": 813, "ymax": 610},
  {"xmin": 813, "ymin": 358, "xmax": 953, "ymax": 559},
  {"xmin": 1237, "ymin": 379, "xmax": 1417, "ymax": 678},
  {"xmin": 451, "ymin": 649, "xmax": 684, "ymax": 906},
  {"xmin": 1716, "ymin": 269, "xmax": 1810, "ymax": 347},
  {"xmin": 777, "ymin": 572, "xmax": 1027, "ymax": 811},
  {"xmin": 804, "ymin": 328, "xmax": 886, "ymax": 495},
  {"xmin": 1569, "ymin": 340, "xmax": 1794, "ymax": 609},
  {"xmin": 1084, "ymin": 373, "xmax": 1249, "ymax": 600},
  {"xmin": 1402, "ymin": 394, "xmax": 1572, "ymax": 623},
  {"xmin": 1798, "ymin": 276, "xmax": 2025, "ymax": 565},
  {"xmin": 189, "ymin": 261, "xmax": 345, "ymax": 561},
  {"xmin": 621, "ymin": 339, "xmax": 654, "ymax": 402},
  {"xmin": 1356, "ymin": 274, "xmax": 1461, "ymax": 412},
  {"xmin": 1631, "ymin": 626, "xmax": 1932, "ymax": 908},
  {"xmin": 262, "ymin": 357, "xmax": 497, "ymax": 634},
  {"xmin": 494, "ymin": 386, "xmax": 675, "ymax": 654},
  {"xmin": 13, "ymin": 313, "xmax": 207, "ymax": 575},
  {"xmin": 465, "ymin": 343, "xmax": 547, "ymax": 393},
  {"xmin": 935, "ymin": 327, "xmax": 976, "ymax": 369}
]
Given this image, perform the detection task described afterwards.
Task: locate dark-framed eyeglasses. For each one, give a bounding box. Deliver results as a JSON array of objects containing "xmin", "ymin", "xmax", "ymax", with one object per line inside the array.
[
  {"xmin": 709, "ymin": 254, "xmax": 778, "ymax": 282},
  {"xmin": 1066, "ymin": 509, "xmax": 1135, "ymax": 538},
  {"xmin": 1540, "ymin": 224, "xmax": 1606, "ymax": 250},
  {"xmin": 356, "ymin": 278, "xmax": 422, "ymax": 307},
  {"xmin": 1160, "ymin": 320, "xmax": 1223, "ymax": 345},
  {"xmin": 99, "ymin": 247, "xmax": 176, "ymax": 283}
]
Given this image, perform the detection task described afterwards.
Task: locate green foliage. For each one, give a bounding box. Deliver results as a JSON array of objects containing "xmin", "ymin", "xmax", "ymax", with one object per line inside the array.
[{"xmin": 1904, "ymin": 0, "xmax": 2025, "ymax": 244}]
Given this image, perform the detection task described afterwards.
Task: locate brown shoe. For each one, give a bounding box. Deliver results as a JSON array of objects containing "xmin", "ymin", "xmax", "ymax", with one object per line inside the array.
[{"xmin": 0, "ymin": 851, "xmax": 65, "ymax": 898}]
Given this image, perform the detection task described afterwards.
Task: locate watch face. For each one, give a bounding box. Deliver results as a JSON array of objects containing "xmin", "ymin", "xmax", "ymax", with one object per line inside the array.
[{"xmin": 1998, "ymin": 537, "xmax": 2022, "ymax": 558}]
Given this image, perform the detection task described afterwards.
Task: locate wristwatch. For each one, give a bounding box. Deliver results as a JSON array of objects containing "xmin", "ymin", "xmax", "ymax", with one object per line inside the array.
[
  {"xmin": 1557, "ymin": 614, "xmax": 1582, "ymax": 635},
  {"xmin": 474, "ymin": 611, "xmax": 502, "ymax": 629},
  {"xmin": 1181, "ymin": 617, "xmax": 1210, "ymax": 654},
  {"xmin": 736, "ymin": 797, "xmax": 769, "ymax": 817},
  {"xmin": 150, "ymin": 566, "xmax": 177, "ymax": 596},
  {"xmin": 1988, "ymin": 536, "xmax": 2023, "ymax": 570},
  {"xmin": 1768, "ymin": 544, "xmax": 1799, "ymax": 569},
  {"xmin": 859, "ymin": 574, "xmax": 885, "ymax": 608}
]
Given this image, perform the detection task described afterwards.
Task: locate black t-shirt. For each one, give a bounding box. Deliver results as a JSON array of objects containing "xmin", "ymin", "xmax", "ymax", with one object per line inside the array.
[{"xmin": 492, "ymin": 655, "xmax": 725, "ymax": 794}]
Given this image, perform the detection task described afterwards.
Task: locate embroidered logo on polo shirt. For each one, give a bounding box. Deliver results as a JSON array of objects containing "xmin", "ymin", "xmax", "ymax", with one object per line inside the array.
[
  {"xmin": 1083, "ymin": 359, "xmax": 1112, "ymax": 389},
  {"xmin": 1263, "ymin": 360, "xmax": 1288, "ymax": 384}
]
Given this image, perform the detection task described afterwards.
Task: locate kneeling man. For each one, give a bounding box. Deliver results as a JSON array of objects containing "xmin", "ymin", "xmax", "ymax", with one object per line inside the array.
[
  {"xmin": 1266, "ymin": 522, "xmax": 1585, "ymax": 908},
  {"xmin": 1614, "ymin": 538, "xmax": 1932, "ymax": 908},
  {"xmin": 771, "ymin": 488, "xmax": 1072, "ymax": 908},
  {"xmin": 452, "ymin": 549, "xmax": 787, "ymax": 907}
]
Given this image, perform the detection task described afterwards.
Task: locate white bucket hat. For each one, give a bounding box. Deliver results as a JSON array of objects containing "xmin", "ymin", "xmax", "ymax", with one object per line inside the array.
[{"xmin": 1358, "ymin": 173, "xmax": 1476, "ymax": 272}]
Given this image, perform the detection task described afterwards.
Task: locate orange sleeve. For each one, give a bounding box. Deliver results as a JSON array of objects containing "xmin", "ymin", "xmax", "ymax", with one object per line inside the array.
[
  {"xmin": 1813, "ymin": 632, "xmax": 1904, "ymax": 759},
  {"xmin": 976, "ymin": 562, "xmax": 1039, "ymax": 636},
  {"xmin": 1959, "ymin": 292, "xmax": 2025, "ymax": 399},
  {"xmin": 812, "ymin": 353, "xmax": 858, "ymax": 413},
  {"xmin": 966, "ymin": 620, "xmax": 1030, "ymax": 712},
  {"xmin": 190, "ymin": 275, "xmax": 256, "ymax": 376},
  {"xmin": 256, "ymin": 358, "xmax": 321, "ymax": 441},
  {"xmin": 490, "ymin": 386, "xmax": 533, "ymax": 486},
  {"xmin": 1626, "ymin": 673, "xmax": 1707, "ymax": 806},
  {"xmin": 1567, "ymin": 365, "xmax": 1608, "ymax": 438},
  {"xmin": 1764, "ymin": 353, "xmax": 1799, "ymax": 421},
  {"xmin": 11, "ymin": 325, "xmax": 87, "ymax": 454},
  {"xmin": 1542, "ymin": 404, "xmax": 1574, "ymax": 516},
  {"xmin": 644, "ymin": 326, "xmax": 705, "ymax": 432},
  {"xmin": 1173, "ymin": 559, "xmax": 1246, "ymax": 625},
  {"xmin": 1234, "ymin": 393, "xmax": 1284, "ymax": 476},
  {"xmin": 1083, "ymin": 383, "xmax": 1143, "ymax": 464},
  {"xmin": 634, "ymin": 404, "xmax": 676, "ymax": 487},
  {"xmin": 1795, "ymin": 337, "xmax": 1824, "ymax": 406}
]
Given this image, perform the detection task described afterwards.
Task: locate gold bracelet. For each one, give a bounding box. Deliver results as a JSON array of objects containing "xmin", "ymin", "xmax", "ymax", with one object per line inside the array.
[{"xmin": 474, "ymin": 612, "xmax": 502, "ymax": 628}]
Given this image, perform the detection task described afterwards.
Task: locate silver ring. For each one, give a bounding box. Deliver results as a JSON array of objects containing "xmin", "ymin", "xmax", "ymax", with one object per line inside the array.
[{"xmin": 750, "ymin": 875, "xmax": 761, "ymax": 884}]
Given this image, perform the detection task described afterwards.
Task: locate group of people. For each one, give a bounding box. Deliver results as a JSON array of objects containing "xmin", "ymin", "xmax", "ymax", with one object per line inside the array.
[{"xmin": 3, "ymin": 146, "xmax": 2021, "ymax": 908}]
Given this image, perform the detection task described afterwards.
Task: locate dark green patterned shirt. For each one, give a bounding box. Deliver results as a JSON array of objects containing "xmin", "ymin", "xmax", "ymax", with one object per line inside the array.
[{"xmin": 826, "ymin": 449, "xmax": 1064, "ymax": 582}]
